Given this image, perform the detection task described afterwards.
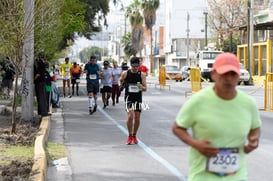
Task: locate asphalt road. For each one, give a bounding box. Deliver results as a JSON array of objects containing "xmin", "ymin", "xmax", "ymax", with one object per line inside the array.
[{"xmin": 47, "ymin": 77, "xmax": 273, "ymax": 181}]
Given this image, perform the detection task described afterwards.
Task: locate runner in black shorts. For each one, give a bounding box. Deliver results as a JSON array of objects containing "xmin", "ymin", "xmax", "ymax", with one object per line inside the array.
[
  {"xmin": 119, "ymin": 57, "xmax": 147, "ymax": 145},
  {"xmin": 84, "ymin": 56, "xmax": 101, "ymax": 114}
]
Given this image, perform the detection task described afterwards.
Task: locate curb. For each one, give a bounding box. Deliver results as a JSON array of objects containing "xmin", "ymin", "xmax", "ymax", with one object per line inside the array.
[{"xmin": 29, "ymin": 116, "xmax": 51, "ymax": 181}]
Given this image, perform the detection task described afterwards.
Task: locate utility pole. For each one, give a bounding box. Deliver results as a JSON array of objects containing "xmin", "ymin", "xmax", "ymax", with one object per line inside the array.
[
  {"xmin": 247, "ymin": 0, "xmax": 254, "ymax": 84},
  {"xmin": 186, "ymin": 12, "xmax": 190, "ymax": 65},
  {"xmin": 22, "ymin": 0, "xmax": 34, "ymax": 121},
  {"xmin": 203, "ymin": 11, "xmax": 208, "ymax": 48}
]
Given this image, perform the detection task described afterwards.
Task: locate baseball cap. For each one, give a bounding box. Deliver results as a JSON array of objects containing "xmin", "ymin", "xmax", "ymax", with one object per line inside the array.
[
  {"xmin": 130, "ymin": 57, "xmax": 140, "ymax": 67},
  {"xmin": 212, "ymin": 52, "xmax": 240, "ymax": 75},
  {"xmin": 90, "ymin": 56, "xmax": 96, "ymax": 60},
  {"xmin": 103, "ymin": 60, "xmax": 109, "ymax": 65}
]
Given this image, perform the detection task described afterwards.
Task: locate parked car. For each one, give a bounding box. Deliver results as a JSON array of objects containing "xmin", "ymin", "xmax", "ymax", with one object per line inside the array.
[
  {"xmin": 164, "ymin": 65, "xmax": 183, "ymax": 82},
  {"xmin": 181, "ymin": 66, "xmax": 190, "ymax": 81},
  {"xmin": 239, "ymin": 63, "xmax": 250, "ymax": 85}
]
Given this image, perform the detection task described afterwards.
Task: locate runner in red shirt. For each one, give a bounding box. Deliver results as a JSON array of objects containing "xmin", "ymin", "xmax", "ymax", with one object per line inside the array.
[{"xmin": 138, "ymin": 58, "xmax": 149, "ymax": 76}]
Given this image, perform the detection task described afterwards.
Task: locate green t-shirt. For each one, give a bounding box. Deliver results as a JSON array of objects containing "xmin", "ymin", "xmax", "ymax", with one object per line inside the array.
[{"xmin": 176, "ymin": 86, "xmax": 261, "ymax": 181}]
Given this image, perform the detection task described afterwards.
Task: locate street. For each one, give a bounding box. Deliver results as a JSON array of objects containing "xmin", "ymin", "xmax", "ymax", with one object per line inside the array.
[{"xmin": 47, "ymin": 77, "xmax": 273, "ymax": 181}]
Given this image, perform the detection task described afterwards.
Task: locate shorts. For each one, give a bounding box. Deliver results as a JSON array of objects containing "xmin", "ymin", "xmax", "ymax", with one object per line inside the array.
[
  {"xmin": 124, "ymin": 95, "xmax": 142, "ymax": 112},
  {"xmin": 87, "ymin": 80, "xmax": 99, "ymax": 94},
  {"xmin": 2, "ymin": 79, "xmax": 13, "ymax": 89},
  {"xmin": 63, "ymin": 76, "xmax": 71, "ymax": 80},
  {"xmin": 72, "ymin": 77, "xmax": 80, "ymax": 84},
  {"xmin": 100, "ymin": 86, "xmax": 112, "ymax": 93}
]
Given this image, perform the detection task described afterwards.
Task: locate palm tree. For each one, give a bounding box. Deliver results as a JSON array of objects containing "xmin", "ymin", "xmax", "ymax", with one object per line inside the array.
[
  {"xmin": 125, "ymin": 0, "xmax": 144, "ymax": 57},
  {"xmin": 121, "ymin": 32, "xmax": 138, "ymax": 59},
  {"xmin": 141, "ymin": 0, "xmax": 160, "ymax": 74}
]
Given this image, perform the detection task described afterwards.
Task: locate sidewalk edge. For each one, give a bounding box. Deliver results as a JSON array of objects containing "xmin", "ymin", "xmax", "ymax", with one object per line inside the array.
[{"xmin": 29, "ymin": 116, "xmax": 51, "ymax": 181}]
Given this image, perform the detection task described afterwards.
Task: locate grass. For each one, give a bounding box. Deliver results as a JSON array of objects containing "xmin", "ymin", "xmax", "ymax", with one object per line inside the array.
[
  {"xmin": 0, "ymin": 141, "xmax": 66, "ymax": 167},
  {"xmin": 46, "ymin": 142, "xmax": 66, "ymax": 163},
  {"xmin": 0, "ymin": 143, "xmax": 34, "ymax": 165}
]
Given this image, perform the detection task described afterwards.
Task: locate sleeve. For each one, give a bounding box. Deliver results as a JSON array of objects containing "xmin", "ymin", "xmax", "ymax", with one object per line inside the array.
[{"xmin": 175, "ymin": 97, "xmax": 198, "ymax": 129}]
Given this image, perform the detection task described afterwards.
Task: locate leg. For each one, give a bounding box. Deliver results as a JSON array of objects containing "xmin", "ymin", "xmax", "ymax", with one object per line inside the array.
[
  {"xmin": 72, "ymin": 83, "xmax": 75, "ymax": 96},
  {"xmin": 133, "ymin": 111, "xmax": 141, "ymax": 136},
  {"xmin": 112, "ymin": 85, "xmax": 116, "ymax": 105},
  {"xmin": 67, "ymin": 79, "xmax": 71, "ymax": 96},
  {"xmin": 62, "ymin": 79, "xmax": 66, "ymax": 97},
  {"xmin": 126, "ymin": 110, "xmax": 135, "ymax": 145},
  {"xmin": 76, "ymin": 83, "xmax": 79, "ymax": 96}
]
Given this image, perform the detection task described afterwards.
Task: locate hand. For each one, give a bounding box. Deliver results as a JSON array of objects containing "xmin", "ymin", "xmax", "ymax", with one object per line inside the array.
[
  {"xmin": 119, "ymin": 84, "xmax": 124, "ymax": 92},
  {"xmin": 244, "ymin": 136, "xmax": 259, "ymax": 154},
  {"xmin": 194, "ymin": 140, "xmax": 219, "ymax": 158}
]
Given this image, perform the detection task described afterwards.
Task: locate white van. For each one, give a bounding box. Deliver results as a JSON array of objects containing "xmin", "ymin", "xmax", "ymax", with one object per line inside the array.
[{"xmin": 197, "ymin": 50, "xmax": 223, "ymax": 81}]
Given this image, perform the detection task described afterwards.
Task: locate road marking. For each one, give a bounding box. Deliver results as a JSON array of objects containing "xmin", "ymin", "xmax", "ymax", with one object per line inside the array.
[{"xmin": 98, "ymin": 106, "xmax": 187, "ymax": 181}]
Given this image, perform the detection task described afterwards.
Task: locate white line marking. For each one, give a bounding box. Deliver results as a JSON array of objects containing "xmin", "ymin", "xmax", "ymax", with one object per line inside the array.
[{"xmin": 98, "ymin": 106, "xmax": 187, "ymax": 181}]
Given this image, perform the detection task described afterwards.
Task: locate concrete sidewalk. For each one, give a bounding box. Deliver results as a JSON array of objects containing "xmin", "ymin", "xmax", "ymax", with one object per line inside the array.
[{"xmin": 46, "ymin": 106, "xmax": 72, "ymax": 181}]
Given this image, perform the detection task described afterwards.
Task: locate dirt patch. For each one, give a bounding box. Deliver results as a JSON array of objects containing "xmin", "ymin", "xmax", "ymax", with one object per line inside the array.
[{"xmin": 0, "ymin": 109, "xmax": 40, "ymax": 180}]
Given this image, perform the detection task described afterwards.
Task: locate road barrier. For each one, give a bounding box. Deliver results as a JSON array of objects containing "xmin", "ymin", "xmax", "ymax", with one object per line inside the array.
[
  {"xmin": 185, "ymin": 68, "xmax": 202, "ymax": 97},
  {"xmin": 156, "ymin": 66, "xmax": 170, "ymax": 90},
  {"xmin": 261, "ymin": 72, "xmax": 273, "ymax": 112}
]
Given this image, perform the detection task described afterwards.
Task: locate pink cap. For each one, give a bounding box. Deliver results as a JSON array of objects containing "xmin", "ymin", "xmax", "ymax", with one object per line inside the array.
[{"xmin": 212, "ymin": 52, "xmax": 240, "ymax": 75}]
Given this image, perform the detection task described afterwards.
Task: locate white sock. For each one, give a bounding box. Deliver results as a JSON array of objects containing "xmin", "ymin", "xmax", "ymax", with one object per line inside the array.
[
  {"xmin": 92, "ymin": 97, "xmax": 95, "ymax": 106},
  {"xmin": 89, "ymin": 97, "xmax": 93, "ymax": 107}
]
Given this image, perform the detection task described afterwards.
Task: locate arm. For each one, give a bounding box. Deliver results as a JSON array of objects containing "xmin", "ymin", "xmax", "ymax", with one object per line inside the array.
[
  {"xmin": 140, "ymin": 72, "xmax": 147, "ymax": 91},
  {"xmin": 119, "ymin": 71, "xmax": 127, "ymax": 86},
  {"xmin": 172, "ymin": 122, "xmax": 219, "ymax": 158},
  {"xmin": 244, "ymin": 127, "xmax": 260, "ymax": 154}
]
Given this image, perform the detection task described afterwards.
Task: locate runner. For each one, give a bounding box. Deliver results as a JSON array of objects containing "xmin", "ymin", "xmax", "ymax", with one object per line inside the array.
[
  {"xmin": 100, "ymin": 60, "xmax": 113, "ymax": 109},
  {"xmin": 60, "ymin": 57, "xmax": 72, "ymax": 98},
  {"xmin": 119, "ymin": 57, "xmax": 147, "ymax": 145},
  {"xmin": 70, "ymin": 62, "xmax": 82, "ymax": 96},
  {"xmin": 112, "ymin": 60, "xmax": 122, "ymax": 106},
  {"xmin": 84, "ymin": 56, "xmax": 101, "ymax": 114}
]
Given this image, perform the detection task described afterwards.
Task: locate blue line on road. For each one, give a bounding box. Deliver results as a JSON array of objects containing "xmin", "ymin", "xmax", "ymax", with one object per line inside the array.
[{"xmin": 99, "ymin": 106, "xmax": 187, "ymax": 181}]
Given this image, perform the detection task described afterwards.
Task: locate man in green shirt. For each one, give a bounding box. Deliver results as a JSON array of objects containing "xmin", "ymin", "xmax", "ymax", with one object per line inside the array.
[{"xmin": 173, "ymin": 52, "xmax": 261, "ymax": 181}]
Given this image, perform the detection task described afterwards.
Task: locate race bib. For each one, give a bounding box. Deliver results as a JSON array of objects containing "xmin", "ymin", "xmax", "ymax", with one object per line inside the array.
[
  {"xmin": 128, "ymin": 84, "xmax": 139, "ymax": 93},
  {"xmin": 65, "ymin": 67, "xmax": 70, "ymax": 72},
  {"xmin": 89, "ymin": 74, "xmax": 97, "ymax": 80},
  {"xmin": 206, "ymin": 148, "xmax": 239, "ymax": 176}
]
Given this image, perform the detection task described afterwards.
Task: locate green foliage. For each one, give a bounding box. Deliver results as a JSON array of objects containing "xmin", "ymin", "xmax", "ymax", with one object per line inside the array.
[
  {"xmin": 222, "ymin": 36, "xmax": 241, "ymax": 54},
  {"xmin": 141, "ymin": 0, "xmax": 160, "ymax": 29},
  {"xmin": 121, "ymin": 32, "xmax": 137, "ymax": 58},
  {"xmin": 78, "ymin": 46, "xmax": 107, "ymax": 63}
]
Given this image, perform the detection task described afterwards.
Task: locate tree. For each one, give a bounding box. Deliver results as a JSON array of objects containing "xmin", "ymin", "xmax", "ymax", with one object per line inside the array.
[
  {"xmin": 57, "ymin": 0, "xmax": 118, "ymax": 49},
  {"xmin": 125, "ymin": 0, "xmax": 144, "ymax": 57},
  {"xmin": 207, "ymin": 0, "xmax": 246, "ymax": 50},
  {"xmin": 141, "ymin": 0, "xmax": 159, "ymax": 73},
  {"xmin": 121, "ymin": 32, "xmax": 138, "ymax": 59}
]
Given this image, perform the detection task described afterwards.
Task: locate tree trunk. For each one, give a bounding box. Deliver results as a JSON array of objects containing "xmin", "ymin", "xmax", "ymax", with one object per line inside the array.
[{"xmin": 10, "ymin": 73, "xmax": 19, "ymax": 134}]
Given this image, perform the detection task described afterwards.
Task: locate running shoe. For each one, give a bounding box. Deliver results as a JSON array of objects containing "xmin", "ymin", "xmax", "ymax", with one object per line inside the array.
[
  {"xmin": 132, "ymin": 136, "xmax": 138, "ymax": 144},
  {"xmin": 89, "ymin": 107, "xmax": 93, "ymax": 115},
  {"xmin": 126, "ymin": 136, "xmax": 133, "ymax": 145},
  {"xmin": 93, "ymin": 104, "xmax": 97, "ymax": 113}
]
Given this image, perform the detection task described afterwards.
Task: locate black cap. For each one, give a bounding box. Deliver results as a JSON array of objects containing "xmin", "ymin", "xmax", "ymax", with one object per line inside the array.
[
  {"xmin": 103, "ymin": 60, "xmax": 109, "ymax": 65},
  {"xmin": 130, "ymin": 57, "xmax": 140, "ymax": 67},
  {"xmin": 90, "ymin": 56, "xmax": 96, "ymax": 60}
]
